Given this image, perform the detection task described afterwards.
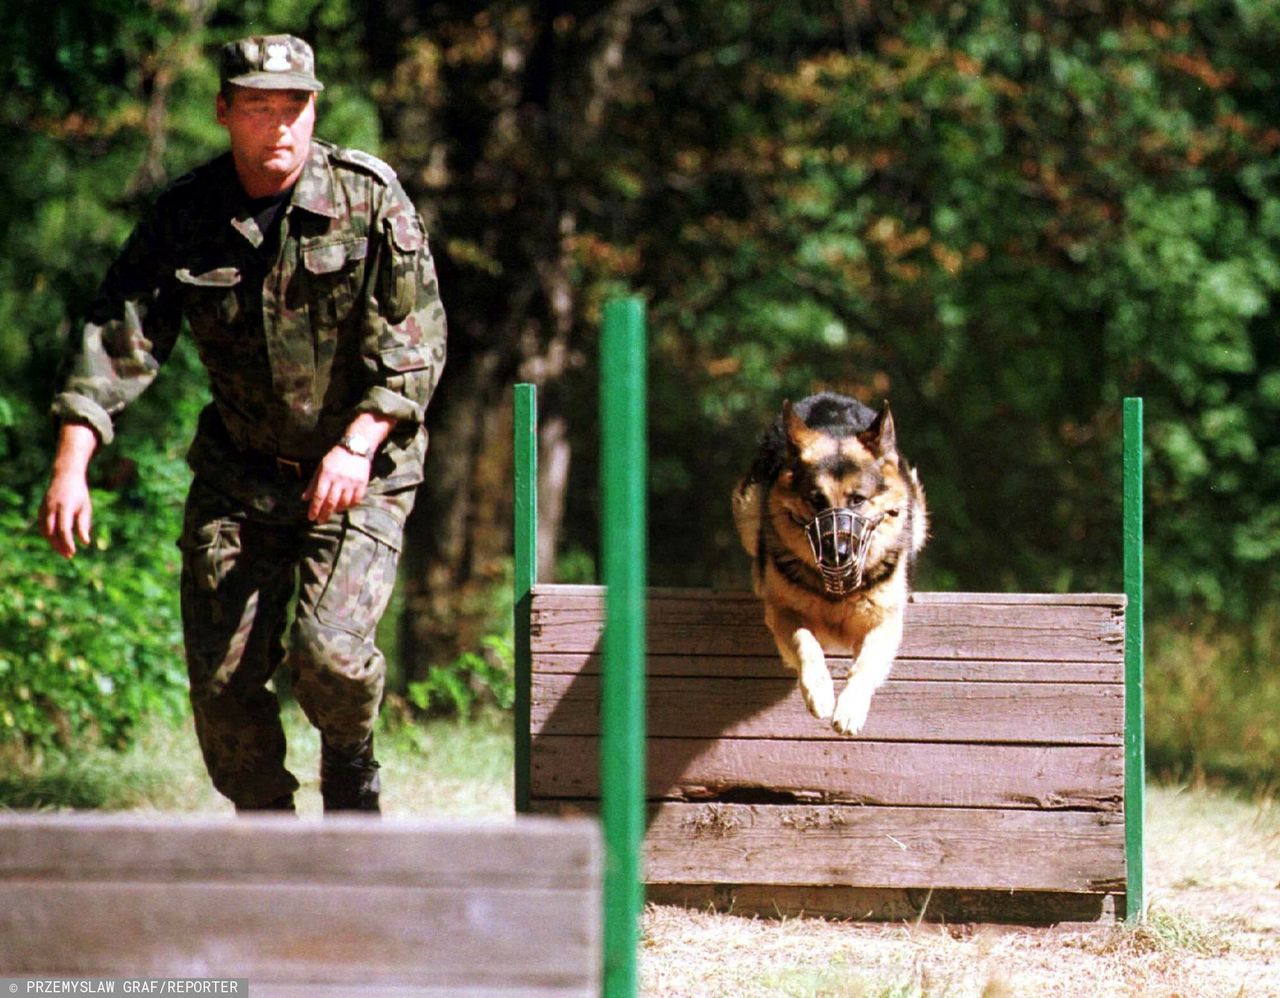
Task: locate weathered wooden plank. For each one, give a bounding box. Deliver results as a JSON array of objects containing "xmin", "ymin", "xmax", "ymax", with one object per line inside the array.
[
  {"xmin": 895, "ymin": 603, "xmax": 1123, "ymax": 662},
  {"xmin": 912, "ymin": 592, "xmax": 1125, "ymax": 607},
  {"xmin": 0, "ymin": 814, "xmax": 597, "ymax": 886},
  {"xmin": 531, "ymin": 651, "xmax": 1123, "ymax": 684},
  {"xmin": 531, "ymin": 737, "xmax": 1124, "ymax": 810},
  {"xmin": 0, "ymin": 883, "xmax": 597, "ymax": 988},
  {"xmin": 532, "ymin": 802, "xmax": 1125, "ymax": 893},
  {"xmin": 645, "ymin": 883, "xmax": 1118, "ymax": 924},
  {"xmin": 532, "ymin": 584, "xmax": 1126, "ymax": 608},
  {"xmin": 531, "ymin": 675, "xmax": 1124, "ymax": 744},
  {"xmin": 530, "ymin": 588, "xmax": 1125, "ymax": 662},
  {"xmin": 0, "ymin": 815, "xmax": 601, "ymax": 994}
]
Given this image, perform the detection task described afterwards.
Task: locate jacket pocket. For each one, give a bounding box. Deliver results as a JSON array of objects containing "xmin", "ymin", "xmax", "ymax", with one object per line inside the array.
[
  {"xmin": 175, "ymin": 266, "xmax": 242, "ymax": 327},
  {"xmin": 303, "ymin": 237, "xmax": 369, "ymax": 275},
  {"xmin": 303, "ymin": 238, "xmax": 368, "ymax": 327}
]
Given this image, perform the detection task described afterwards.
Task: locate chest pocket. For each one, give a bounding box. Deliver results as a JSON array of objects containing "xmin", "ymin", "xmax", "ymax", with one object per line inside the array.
[
  {"xmin": 303, "ymin": 237, "xmax": 368, "ymax": 329},
  {"xmin": 175, "ymin": 266, "xmax": 242, "ymax": 329}
]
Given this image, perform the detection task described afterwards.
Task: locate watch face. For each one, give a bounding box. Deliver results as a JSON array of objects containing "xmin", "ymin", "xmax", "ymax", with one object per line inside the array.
[{"xmin": 343, "ymin": 434, "xmax": 371, "ymax": 456}]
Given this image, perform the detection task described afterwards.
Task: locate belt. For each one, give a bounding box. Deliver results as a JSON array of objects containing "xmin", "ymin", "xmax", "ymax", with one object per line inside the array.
[{"xmin": 240, "ymin": 448, "xmax": 319, "ymax": 480}]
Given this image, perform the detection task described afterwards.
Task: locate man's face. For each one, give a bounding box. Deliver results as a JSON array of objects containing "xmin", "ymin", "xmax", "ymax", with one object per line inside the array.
[{"xmin": 216, "ymin": 87, "xmax": 316, "ymax": 195}]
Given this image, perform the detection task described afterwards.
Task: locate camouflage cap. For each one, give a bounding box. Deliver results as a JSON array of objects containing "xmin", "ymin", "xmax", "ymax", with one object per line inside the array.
[{"xmin": 220, "ymin": 35, "xmax": 324, "ymax": 92}]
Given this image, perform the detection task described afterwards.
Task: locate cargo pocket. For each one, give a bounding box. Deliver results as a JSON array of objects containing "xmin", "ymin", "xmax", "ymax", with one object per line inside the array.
[
  {"xmin": 175, "ymin": 266, "xmax": 242, "ymax": 329},
  {"xmin": 179, "ymin": 519, "xmax": 241, "ymax": 593},
  {"xmin": 313, "ymin": 505, "xmax": 404, "ymax": 638},
  {"xmin": 303, "ymin": 237, "xmax": 368, "ymax": 328}
]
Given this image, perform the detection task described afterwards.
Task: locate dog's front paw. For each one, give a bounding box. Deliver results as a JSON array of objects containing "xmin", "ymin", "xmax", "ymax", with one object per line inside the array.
[
  {"xmin": 799, "ymin": 664, "xmax": 836, "ymax": 721},
  {"xmin": 832, "ymin": 684, "xmax": 873, "ymax": 736}
]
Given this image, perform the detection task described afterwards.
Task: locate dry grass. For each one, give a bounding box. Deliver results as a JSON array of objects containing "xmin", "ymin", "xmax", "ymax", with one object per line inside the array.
[{"xmin": 638, "ymin": 784, "xmax": 1279, "ymax": 997}]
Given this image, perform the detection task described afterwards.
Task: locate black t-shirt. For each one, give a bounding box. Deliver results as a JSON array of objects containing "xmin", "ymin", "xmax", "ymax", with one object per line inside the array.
[{"xmin": 246, "ymin": 186, "xmax": 294, "ymax": 249}]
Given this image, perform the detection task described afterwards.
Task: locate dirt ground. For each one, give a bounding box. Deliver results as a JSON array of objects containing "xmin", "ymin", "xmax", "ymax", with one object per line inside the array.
[{"xmin": 639, "ymin": 784, "xmax": 1279, "ymax": 997}]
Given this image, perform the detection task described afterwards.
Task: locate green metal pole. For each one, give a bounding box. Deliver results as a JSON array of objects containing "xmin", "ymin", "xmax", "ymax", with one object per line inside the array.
[
  {"xmin": 1123, "ymin": 397, "xmax": 1146, "ymax": 924},
  {"xmin": 514, "ymin": 383, "xmax": 537, "ymax": 815},
  {"xmin": 601, "ymin": 296, "xmax": 646, "ymax": 998}
]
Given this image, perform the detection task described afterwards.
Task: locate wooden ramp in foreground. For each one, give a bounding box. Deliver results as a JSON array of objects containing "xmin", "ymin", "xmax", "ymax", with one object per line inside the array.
[{"xmin": 0, "ymin": 814, "xmax": 601, "ymax": 996}]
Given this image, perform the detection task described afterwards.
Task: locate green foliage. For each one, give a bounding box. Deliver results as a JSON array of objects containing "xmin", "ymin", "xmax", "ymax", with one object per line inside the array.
[
  {"xmin": 0, "ymin": 0, "xmax": 383, "ymax": 753},
  {"xmin": 4, "ymin": 0, "xmax": 1280, "ymax": 784},
  {"xmin": 406, "ymin": 635, "xmax": 514, "ymax": 717},
  {"xmin": 1146, "ymin": 611, "xmax": 1280, "ymax": 789},
  {"xmin": 521, "ymin": 2, "xmax": 1280, "ymax": 621},
  {"xmin": 0, "ymin": 466, "xmax": 190, "ymax": 753}
]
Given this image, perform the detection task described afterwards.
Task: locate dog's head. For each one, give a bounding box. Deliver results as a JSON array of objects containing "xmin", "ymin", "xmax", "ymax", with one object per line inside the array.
[{"xmin": 769, "ymin": 399, "xmax": 914, "ymax": 594}]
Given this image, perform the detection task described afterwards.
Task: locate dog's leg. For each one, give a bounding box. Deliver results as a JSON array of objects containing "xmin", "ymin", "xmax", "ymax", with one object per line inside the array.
[
  {"xmin": 832, "ymin": 609, "xmax": 904, "ymax": 736},
  {"xmin": 763, "ymin": 603, "xmax": 835, "ymax": 721}
]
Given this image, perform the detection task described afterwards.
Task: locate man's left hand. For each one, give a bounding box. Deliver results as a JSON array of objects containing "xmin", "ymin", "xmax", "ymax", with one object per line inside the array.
[{"xmin": 303, "ymin": 448, "xmax": 371, "ymax": 523}]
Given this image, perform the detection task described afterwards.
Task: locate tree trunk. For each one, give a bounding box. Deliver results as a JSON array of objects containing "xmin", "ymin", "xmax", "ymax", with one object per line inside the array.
[
  {"xmin": 536, "ymin": 412, "xmax": 571, "ymax": 582},
  {"xmin": 364, "ymin": 3, "xmax": 648, "ymax": 691}
]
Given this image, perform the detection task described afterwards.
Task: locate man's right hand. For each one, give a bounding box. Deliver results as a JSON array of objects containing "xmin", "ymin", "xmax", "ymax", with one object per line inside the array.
[{"xmin": 40, "ymin": 423, "xmax": 98, "ymax": 558}]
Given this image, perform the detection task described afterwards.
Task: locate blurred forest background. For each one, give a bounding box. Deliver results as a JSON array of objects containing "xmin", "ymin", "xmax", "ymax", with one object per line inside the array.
[{"xmin": 1, "ymin": 0, "xmax": 1277, "ymax": 788}]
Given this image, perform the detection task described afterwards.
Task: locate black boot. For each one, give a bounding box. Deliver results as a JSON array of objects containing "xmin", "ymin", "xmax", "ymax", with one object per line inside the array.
[
  {"xmin": 235, "ymin": 793, "xmax": 296, "ymax": 815},
  {"xmin": 320, "ymin": 734, "xmax": 381, "ymax": 814}
]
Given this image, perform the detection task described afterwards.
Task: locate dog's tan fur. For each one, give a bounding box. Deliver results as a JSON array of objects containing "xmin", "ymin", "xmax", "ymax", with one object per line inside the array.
[{"xmin": 732, "ymin": 398, "xmax": 928, "ymax": 735}]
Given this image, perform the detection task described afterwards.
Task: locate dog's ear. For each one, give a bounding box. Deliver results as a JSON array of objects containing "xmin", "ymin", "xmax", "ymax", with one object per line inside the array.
[
  {"xmin": 859, "ymin": 402, "xmax": 898, "ymax": 459},
  {"xmin": 782, "ymin": 400, "xmax": 819, "ymax": 455}
]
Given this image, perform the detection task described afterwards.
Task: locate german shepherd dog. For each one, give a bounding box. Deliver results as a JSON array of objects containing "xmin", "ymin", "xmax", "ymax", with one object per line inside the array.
[{"xmin": 732, "ymin": 393, "xmax": 928, "ymax": 735}]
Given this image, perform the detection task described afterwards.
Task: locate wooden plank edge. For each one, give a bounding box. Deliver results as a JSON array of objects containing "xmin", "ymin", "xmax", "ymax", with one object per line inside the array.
[
  {"xmin": 532, "ymin": 800, "xmax": 1126, "ymax": 893},
  {"xmin": 2, "ymin": 883, "xmax": 600, "ymax": 983},
  {"xmin": 646, "ymin": 883, "xmax": 1121, "ymax": 925},
  {"xmin": 531, "ymin": 584, "xmax": 1126, "ymax": 607},
  {"xmin": 0, "ymin": 814, "xmax": 602, "ymax": 886},
  {"xmin": 530, "ymin": 736, "xmax": 1125, "ymax": 811},
  {"xmin": 530, "ymin": 675, "xmax": 1125, "ymax": 745},
  {"xmin": 530, "ymin": 652, "xmax": 1125, "ymax": 682}
]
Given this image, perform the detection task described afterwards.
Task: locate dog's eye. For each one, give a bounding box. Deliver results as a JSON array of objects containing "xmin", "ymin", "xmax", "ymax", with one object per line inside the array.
[{"xmin": 849, "ymin": 493, "xmax": 868, "ymax": 506}]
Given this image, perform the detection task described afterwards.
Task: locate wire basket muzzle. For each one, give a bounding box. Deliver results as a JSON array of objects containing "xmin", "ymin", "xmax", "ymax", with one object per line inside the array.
[{"xmin": 804, "ymin": 507, "xmax": 882, "ymax": 595}]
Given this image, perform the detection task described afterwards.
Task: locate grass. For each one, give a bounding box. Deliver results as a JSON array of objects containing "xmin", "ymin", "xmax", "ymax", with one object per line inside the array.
[
  {"xmin": 2, "ymin": 705, "xmax": 1276, "ymax": 996},
  {"xmin": 0, "ymin": 695, "xmax": 512, "ymax": 817}
]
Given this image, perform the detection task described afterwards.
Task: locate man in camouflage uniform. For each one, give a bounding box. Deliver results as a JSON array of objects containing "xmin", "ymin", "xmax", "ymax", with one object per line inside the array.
[{"xmin": 39, "ymin": 35, "xmax": 446, "ymax": 815}]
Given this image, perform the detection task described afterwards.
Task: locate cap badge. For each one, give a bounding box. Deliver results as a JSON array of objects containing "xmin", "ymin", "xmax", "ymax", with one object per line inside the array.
[{"xmin": 263, "ymin": 44, "xmax": 292, "ymax": 72}]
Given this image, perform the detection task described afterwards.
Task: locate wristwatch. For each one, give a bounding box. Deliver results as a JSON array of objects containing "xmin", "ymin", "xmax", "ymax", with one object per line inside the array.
[{"xmin": 338, "ymin": 432, "xmax": 373, "ymax": 458}]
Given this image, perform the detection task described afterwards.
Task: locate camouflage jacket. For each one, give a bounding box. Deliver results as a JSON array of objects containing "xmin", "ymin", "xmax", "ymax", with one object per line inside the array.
[{"xmin": 52, "ymin": 139, "xmax": 446, "ymax": 508}]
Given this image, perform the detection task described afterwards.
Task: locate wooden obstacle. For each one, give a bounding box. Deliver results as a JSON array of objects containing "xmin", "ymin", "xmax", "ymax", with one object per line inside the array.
[
  {"xmin": 524, "ymin": 584, "xmax": 1132, "ymax": 923},
  {"xmin": 512, "ymin": 357, "xmax": 1142, "ymax": 938},
  {"xmin": 0, "ymin": 813, "xmax": 600, "ymax": 996}
]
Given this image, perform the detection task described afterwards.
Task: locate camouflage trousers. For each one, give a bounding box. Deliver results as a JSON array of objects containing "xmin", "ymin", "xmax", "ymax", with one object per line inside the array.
[{"xmin": 178, "ymin": 476, "xmax": 413, "ymax": 808}]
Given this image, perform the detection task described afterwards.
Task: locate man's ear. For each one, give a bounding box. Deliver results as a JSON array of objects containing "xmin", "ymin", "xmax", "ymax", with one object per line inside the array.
[{"xmin": 215, "ymin": 93, "xmax": 229, "ymax": 127}]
